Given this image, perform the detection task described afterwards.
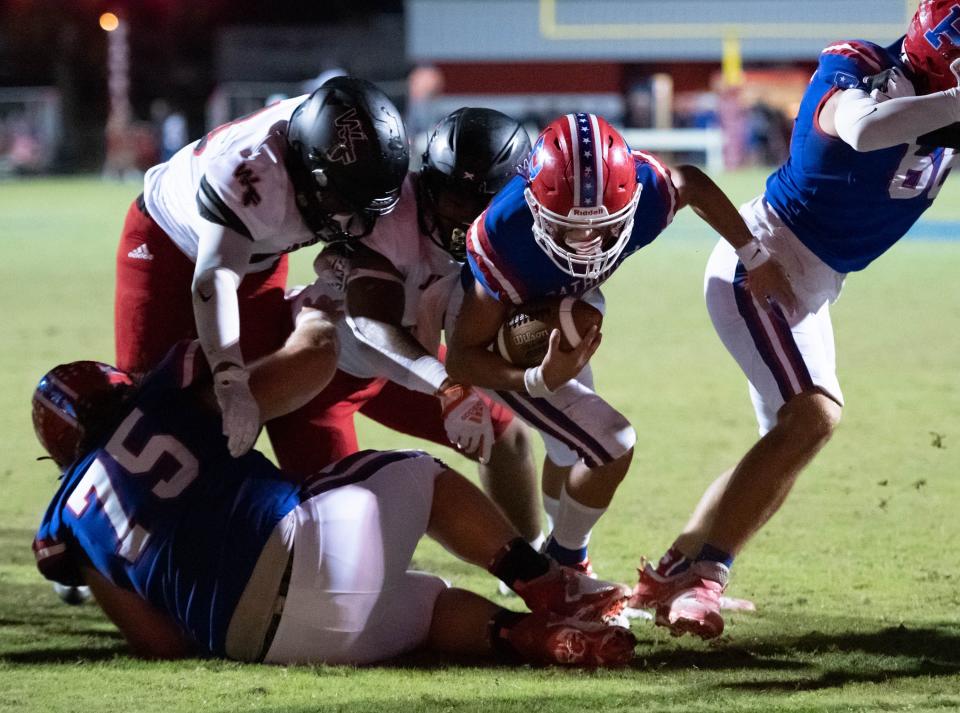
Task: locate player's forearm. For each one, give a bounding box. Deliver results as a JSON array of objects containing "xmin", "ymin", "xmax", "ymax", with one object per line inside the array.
[
  {"xmin": 836, "ymin": 88, "xmax": 960, "ymax": 152},
  {"xmin": 444, "ymin": 345, "xmax": 527, "ymax": 392},
  {"xmin": 347, "ymin": 315, "xmax": 448, "ymax": 394},
  {"xmin": 192, "ymin": 267, "xmax": 245, "ymax": 372},
  {"xmin": 249, "ymin": 309, "xmax": 340, "ymax": 421},
  {"xmin": 676, "ymin": 165, "xmax": 754, "ymax": 250}
]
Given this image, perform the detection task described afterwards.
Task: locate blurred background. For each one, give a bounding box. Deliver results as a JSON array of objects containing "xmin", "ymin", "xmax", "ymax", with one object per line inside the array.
[{"xmin": 0, "ymin": 0, "xmax": 920, "ymax": 179}]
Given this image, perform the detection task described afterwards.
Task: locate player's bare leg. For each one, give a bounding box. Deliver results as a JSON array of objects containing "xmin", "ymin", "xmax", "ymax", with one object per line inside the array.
[
  {"xmin": 427, "ymin": 468, "xmax": 629, "ymax": 621},
  {"xmin": 539, "ymin": 449, "xmax": 632, "ymax": 575},
  {"xmin": 638, "ymin": 390, "xmax": 841, "ymax": 637},
  {"xmin": 563, "ymin": 449, "xmax": 632, "ymax": 509},
  {"xmin": 478, "ymin": 420, "xmax": 542, "ymax": 543},
  {"xmin": 671, "ymin": 467, "xmax": 734, "ymax": 557},
  {"xmin": 426, "ymin": 587, "xmax": 635, "ymax": 666},
  {"xmin": 697, "ymin": 390, "xmax": 840, "ymax": 554},
  {"xmin": 540, "ymin": 457, "xmax": 568, "ymax": 530}
]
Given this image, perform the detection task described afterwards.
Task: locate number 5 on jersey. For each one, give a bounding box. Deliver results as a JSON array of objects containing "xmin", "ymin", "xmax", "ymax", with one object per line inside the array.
[{"xmin": 67, "ymin": 409, "xmax": 199, "ymax": 563}]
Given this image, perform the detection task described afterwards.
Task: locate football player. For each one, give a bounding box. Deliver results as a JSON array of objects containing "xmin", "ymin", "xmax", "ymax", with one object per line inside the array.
[
  {"xmin": 114, "ymin": 76, "xmax": 408, "ymax": 459},
  {"xmin": 632, "ymin": 0, "xmax": 960, "ymax": 639},
  {"xmin": 271, "ymin": 108, "xmax": 545, "ymax": 545},
  {"xmin": 31, "ymin": 306, "xmax": 633, "ymax": 667},
  {"xmin": 444, "ymin": 114, "xmax": 797, "ymax": 577}
]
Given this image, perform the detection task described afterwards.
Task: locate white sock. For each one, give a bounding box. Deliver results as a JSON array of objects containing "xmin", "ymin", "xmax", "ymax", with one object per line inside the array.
[
  {"xmin": 551, "ymin": 486, "xmax": 607, "ymax": 551},
  {"xmin": 528, "ymin": 532, "xmax": 546, "ymax": 552},
  {"xmin": 542, "ymin": 493, "xmax": 560, "ymax": 533}
]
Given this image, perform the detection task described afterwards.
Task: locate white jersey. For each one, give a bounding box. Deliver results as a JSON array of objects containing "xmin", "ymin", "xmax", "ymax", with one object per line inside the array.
[
  {"xmin": 358, "ymin": 173, "xmax": 461, "ymax": 354},
  {"xmin": 143, "ymin": 96, "xmax": 323, "ymax": 274}
]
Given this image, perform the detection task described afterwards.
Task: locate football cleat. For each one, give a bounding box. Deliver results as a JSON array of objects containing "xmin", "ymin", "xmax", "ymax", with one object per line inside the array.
[
  {"xmin": 513, "ymin": 561, "xmax": 630, "ymax": 622},
  {"xmin": 630, "ymin": 556, "xmax": 755, "ymax": 612},
  {"xmin": 568, "ymin": 556, "xmax": 596, "ymax": 578},
  {"xmin": 654, "ymin": 560, "xmax": 729, "ymax": 640},
  {"xmin": 505, "ymin": 610, "xmax": 636, "ymax": 667}
]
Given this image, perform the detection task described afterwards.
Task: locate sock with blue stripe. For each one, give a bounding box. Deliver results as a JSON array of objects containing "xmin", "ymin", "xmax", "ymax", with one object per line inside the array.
[
  {"xmin": 695, "ymin": 543, "xmax": 734, "ymax": 569},
  {"xmin": 544, "ymin": 536, "xmax": 588, "ymax": 567}
]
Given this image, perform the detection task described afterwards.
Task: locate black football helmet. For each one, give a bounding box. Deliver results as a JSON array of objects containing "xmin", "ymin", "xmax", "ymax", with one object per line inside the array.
[
  {"xmin": 420, "ymin": 107, "xmax": 531, "ymax": 260},
  {"xmin": 286, "ymin": 76, "xmax": 409, "ymax": 239}
]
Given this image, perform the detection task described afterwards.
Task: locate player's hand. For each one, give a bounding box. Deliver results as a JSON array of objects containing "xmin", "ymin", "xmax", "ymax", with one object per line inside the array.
[
  {"xmin": 213, "ymin": 365, "xmax": 261, "ymax": 457},
  {"xmin": 540, "ymin": 326, "xmax": 601, "ymax": 391},
  {"xmin": 747, "ymin": 258, "xmax": 799, "ymax": 317},
  {"xmin": 950, "ymin": 58, "xmax": 960, "ymax": 87},
  {"xmin": 867, "ymin": 67, "xmax": 915, "ymax": 102},
  {"xmin": 438, "ymin": 382, "xmax": 495, "ymax": 464}
]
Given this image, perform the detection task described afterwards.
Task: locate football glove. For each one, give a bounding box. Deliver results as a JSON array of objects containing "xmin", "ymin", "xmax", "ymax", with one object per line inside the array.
[
  {"xmin": 214, "ymin": 365, "xmax": 261, "ymax": 457},
  {"xmin": 438, "ymin": 383, "xmax": 494, "ymax": 464}
]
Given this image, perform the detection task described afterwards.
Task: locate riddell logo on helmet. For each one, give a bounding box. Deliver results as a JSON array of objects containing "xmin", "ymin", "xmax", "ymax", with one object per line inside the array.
[
  {"xmin": 326, "ymin": 108, "xmax": 367, "ymax": 165},
  {"xmin": 570, "ymin": 207, "xmax": 606, "ymax": 217}
]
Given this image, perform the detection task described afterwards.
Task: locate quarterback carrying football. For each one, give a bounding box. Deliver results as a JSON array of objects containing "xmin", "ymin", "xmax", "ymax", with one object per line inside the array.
[{"xmin": 445, "ymin": 113, "xmax": 797, "ymax": 576}]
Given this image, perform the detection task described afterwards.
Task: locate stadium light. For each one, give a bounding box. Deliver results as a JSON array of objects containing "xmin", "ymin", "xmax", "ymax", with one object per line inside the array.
[{"xmin": 99, "ymin": 12, "xmax": 120, "ymax": 32}]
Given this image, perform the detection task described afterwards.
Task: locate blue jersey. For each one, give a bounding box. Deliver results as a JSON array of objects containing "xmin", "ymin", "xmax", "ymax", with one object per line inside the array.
[
  {"xmin": 33, "ymin": 341, "xmax": 301, "ymax": 657},
  {"xmin": 465, "ymin": 151, "xmax": 677, "ymax": 304},
  {"xmin": 765, "ymin": 39, "xmax": 956, "ymax": 273}
]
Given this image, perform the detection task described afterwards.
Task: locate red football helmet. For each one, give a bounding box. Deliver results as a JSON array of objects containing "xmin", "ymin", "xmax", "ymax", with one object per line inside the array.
[
  {"xmin": 524, "ymin": 113, "xmax": 641, "ymax": 278},
  {"xmin": 32, "ymin": 361, "xmax": 134, "ymax": 468},
  {"xmin": 904, "ymin": 0, "xmax": 960, "ymax": 93}
]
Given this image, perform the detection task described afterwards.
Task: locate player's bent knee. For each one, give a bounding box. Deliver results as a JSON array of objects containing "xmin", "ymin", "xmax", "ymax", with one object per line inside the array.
[
  {"xmin": 779, "ymin": 391, "xmax": 842, "ymax": 444},
  {"xmin": 490, "ymin": 419, "xmax": 533, "ymax": 458}
]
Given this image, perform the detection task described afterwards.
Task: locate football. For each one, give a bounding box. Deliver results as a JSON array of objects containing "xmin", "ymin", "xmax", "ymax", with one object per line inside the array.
[{"xmin": 496, "ymin": 297, "xmax": 603, "ymax": 368}]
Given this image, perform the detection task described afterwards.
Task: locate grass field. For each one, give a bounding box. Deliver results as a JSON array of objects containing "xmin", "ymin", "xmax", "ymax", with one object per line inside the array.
[{"xmin": 1, "ymin": 173, "xmax": 958, "ymax": 712}]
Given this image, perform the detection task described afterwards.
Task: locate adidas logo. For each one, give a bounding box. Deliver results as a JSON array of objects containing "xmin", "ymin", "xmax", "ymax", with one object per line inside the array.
[{"xmin": 127, "ymin": 243, "xmax": 153, "ymax": 261}]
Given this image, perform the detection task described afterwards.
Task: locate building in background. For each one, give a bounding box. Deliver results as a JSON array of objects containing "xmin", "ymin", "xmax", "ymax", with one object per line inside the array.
[{"xmin": 0, "ymin": 0, "xmax": 920, "ymax": 174}]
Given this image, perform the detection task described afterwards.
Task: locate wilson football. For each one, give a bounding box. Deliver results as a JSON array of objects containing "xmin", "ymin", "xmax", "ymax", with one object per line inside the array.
[{"xmin": 496, "ymin": 297, "xmax": 603, "ymax": 368}]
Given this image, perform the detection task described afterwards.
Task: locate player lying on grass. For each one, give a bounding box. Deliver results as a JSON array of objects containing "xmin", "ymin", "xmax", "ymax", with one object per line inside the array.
[
  {"xmin": 445, "ymin": 114, "xmax": 797, "ymax": 580},
  {"xmin": 632, "ymin": 0, "xmax": 960, "ymax": 640},
  {"xmin": 274, "ymin": 108, "xmax": 545, "ymax": 552},
  {"xmin": 30, "ymin": 304, "xmax": 633, "ymax": 666}
]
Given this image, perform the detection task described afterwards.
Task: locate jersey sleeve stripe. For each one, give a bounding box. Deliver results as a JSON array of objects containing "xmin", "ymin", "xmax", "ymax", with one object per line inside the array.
[
  {"xmin": 633, "ymin": 151, "xmax": 678, "ymax": 228},
  {"xmin": 466, "ymin": 213, "xmax": 525, "ymax": 304},
  {"xmin": 821, "ymin": 41, "xmax": 884, "ymax": 73},
  {"xmin": 197, "ymin": 176, "xmax": 253, "ymax": 240}
]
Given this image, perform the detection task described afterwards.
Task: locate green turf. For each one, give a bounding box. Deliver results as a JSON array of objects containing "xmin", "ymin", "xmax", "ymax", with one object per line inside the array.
[{"xmin": 1, "ymin": 173, "xmax": 958, "ymax": 712}]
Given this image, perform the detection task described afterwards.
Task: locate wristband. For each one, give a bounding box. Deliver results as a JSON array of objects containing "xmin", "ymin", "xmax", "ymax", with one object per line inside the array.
[
  {"xmin": 735, "ymin": 239, "xmax": 771, "ymax": 270},
  {"xmin": 523, "ymin": 365, "xmax": 554, "ymax": 398},
  {"xmin": 409, "ymin": 356, "xmax": 449, "ymax": 393}
]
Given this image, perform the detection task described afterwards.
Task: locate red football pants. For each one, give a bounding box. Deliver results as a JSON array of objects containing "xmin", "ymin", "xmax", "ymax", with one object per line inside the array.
[{"xmin": 114, "ymin": 197, "xmax": 291, "ymax": 374}]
